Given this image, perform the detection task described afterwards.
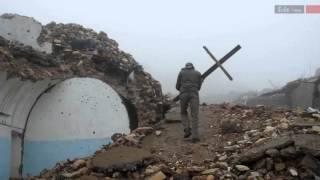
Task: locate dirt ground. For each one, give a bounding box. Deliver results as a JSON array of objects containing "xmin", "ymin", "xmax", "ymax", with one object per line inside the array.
[{"xmin": 142, "ymin": 105, "xmax": 242, "ymax": 166}]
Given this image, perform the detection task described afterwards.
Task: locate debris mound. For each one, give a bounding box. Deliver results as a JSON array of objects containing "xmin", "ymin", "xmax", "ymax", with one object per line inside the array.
[{"xmin": 30, "ymin": 104, "xmax": 320, "ymax": 179}]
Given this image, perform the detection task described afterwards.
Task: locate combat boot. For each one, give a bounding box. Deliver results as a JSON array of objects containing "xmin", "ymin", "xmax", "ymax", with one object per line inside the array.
[{"xmin": 184, "ymin": 128, "xmax": 191, "ymax": 138}]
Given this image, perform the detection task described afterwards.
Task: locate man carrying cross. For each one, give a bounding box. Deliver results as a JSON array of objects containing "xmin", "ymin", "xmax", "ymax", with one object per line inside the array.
[
  {"xmin": 176, "ymin": 62, "xmax": 202, "ymax": 143},
  {"xmin": 174, "ymin": 45, "xmax": 241, "ymax": 143}
]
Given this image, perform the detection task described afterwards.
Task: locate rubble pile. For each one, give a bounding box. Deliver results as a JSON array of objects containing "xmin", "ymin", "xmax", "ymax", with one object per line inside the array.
[
  {"xmin": 210, "ymin": 104, "xmax": 320, "ymax": 179},
  {"xmin": 0, "ymin": 14, "xmax": 164, "ymax": 125},
  {"xmin": 28, "ymin": 104, "xmax": 320, "ymax": 179},
  {"xmin": 30, "ymin": 127, "xmax": 169, "ymax": 180}
]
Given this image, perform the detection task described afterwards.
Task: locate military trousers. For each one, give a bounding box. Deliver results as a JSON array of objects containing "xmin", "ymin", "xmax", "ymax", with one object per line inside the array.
[{"xmin": 179, "ymin": 92, "xmax": 199, "ymax": 139}]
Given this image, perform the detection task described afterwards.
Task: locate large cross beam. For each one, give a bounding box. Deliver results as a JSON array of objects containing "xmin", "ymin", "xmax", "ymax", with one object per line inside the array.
[
  {"xmin": 203, "ymin": 46, "xmax": 233, "ymax": 81},
  {"xmin": 173, "ymin": 45, "xmax": 241, "ymax": 102}
]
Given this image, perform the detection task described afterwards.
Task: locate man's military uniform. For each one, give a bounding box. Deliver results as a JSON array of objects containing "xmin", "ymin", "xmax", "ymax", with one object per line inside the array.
[{"xmin": 176, "ymin": 63, "xmax": 202, "ymax": 142}]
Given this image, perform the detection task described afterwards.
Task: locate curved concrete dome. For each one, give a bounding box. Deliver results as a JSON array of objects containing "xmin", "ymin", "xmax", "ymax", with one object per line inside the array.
[{"xmin": 23, "ymin": 78, "xmax": 130, "ymax": 175}]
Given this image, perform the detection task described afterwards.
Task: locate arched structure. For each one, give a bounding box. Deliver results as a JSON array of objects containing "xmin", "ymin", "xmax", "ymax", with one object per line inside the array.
[{"xmin": 0, "ymin": 74, "xmax": 132, "ymax": 178}]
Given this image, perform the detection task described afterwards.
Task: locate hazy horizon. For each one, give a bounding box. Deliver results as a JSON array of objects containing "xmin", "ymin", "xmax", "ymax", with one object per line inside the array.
[{"xmin": 1, "ymin": 0, "xmax": 320, "ymax": 102}]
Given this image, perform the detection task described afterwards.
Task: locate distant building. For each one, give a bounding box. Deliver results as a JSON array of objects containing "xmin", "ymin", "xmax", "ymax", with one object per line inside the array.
[{"xmin": 315, "ymin": 68, "xmax": 320, "ymax": 77}]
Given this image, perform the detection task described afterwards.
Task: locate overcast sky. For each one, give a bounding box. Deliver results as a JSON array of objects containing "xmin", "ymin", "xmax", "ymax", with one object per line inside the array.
[{"xmin": 1, "ymin": 0, "xmax": 320, "ymax": 101}]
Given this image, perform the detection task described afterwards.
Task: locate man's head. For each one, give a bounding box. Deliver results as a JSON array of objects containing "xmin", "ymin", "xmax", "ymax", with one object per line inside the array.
[{"xmin": 185, "ymin": 62, "xmax": 194, "ymax": 69}]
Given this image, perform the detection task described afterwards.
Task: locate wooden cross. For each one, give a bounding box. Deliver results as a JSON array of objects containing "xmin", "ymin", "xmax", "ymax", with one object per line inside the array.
[
  {"xmin": 173, "ymin": 45, "xmax": 241, "ymax": 102},
  {"xmin": 203, "ymin": 46, "xmax": 233, "ymax": 81}
]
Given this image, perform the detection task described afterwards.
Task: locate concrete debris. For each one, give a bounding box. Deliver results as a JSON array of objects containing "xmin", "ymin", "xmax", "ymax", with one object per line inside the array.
[
  {"xmin": 0, "ymin": 14, "xmax": 166, "ymax": 126},
  {"xmin": 235, "ymin": 165, "xmax": 250, "ymax": 172},
  {"xmin": 155, "ymin": 130, "xmax": 162, "ymax": 136},
  {"xmin": 91, "ymin": 146, "xmax": 152, "ymax": 171},
  {"xmin": 29, "ymin": 104, "xmax": 320, "ymax": 179},
  {"xmin": 288, "ymin": 167, "xmax": 298, "ymax": 176},
  {"xmin": 147, "ymin": 171, "xmax": 166, "ymax": 180}
]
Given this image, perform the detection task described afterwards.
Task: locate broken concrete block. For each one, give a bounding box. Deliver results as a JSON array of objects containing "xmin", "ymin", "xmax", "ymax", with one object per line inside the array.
[
  {"xmin": 312, "ymin": 126, "xmax": 320, "ymax": 133},
  {"xmin": 274, "ymin": 163, "xmax": 286, "ymax": 171},
  {"xmin": 238, "ymin": 136, "xmax": 294, "ymax": 163},
  {"xmin": 148, "ymin": 171, "xmax": 166, "ymax": 180},
  {"xmin": 235, "ymin": 165, "xmax": 250, "ymax": 172},
  {"xmin": 155, "ymin": 130, "xmax": 162, "ymax": 136},
  {"xmin": 145, "ymin": 165, "xmax": 162, "ymax": 175},
  {"xmin": 91, "ymin": 146, "xmax": 152, "ymax": 171},
  {"xmin": 200, "ymin": 168, "xmax": 219, "ymax": 175},
  {"xmin": 71, "ymin": 159, "xmax": 86, "ymax": 170},
  {"xmin": 62, "ymin": 167, "xmax": 88, "ymax": 178},
  {"xmin": 288, "ymin": 167, "xmax": 298, "ymax": 176}
]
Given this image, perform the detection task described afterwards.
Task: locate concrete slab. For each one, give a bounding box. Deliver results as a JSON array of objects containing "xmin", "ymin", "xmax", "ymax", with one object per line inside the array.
[
  {"xmin": 238, "ymin": 136, "xmax": 294, "ymax": 163},
  {"xmin": 91, "ymin": 146, "xmax": 152, "ymax": 171}
]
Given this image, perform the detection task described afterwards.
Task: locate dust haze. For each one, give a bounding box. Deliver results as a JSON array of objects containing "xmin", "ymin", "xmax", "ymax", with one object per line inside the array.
[{"xmin": 2, "ymin": 0, "xmax": 320, "ymax": 103}]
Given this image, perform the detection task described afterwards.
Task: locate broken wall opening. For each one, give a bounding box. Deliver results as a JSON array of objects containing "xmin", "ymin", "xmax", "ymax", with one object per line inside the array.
[{"xmin": 120, "ymin": 95, "xmax": 138, "ymax": 131}]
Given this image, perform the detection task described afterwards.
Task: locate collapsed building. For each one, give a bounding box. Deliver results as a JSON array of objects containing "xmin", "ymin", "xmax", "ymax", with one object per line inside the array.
[
  {"xmin": 0, "ymin": 14, "xmax": 164, "ymax": 179},
  {"xmin": 247, "ymin": 74, "xmax": 320, "ymax": 109}
]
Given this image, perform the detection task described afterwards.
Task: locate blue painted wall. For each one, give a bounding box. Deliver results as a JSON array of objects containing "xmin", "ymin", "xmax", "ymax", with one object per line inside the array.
[
  {"xmin": 23, "ymin": 138, "xmax": 112, "ymax": 176},
  {"xmin": 0, "ymin": 137, "xmax": 10, "ymax": 180}
]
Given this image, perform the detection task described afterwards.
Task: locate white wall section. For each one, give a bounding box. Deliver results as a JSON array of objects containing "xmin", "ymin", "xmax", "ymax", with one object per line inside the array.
[
  {"xmin": 0, "ymin": 14, "xmax": 52, "ymax": 53},
  {"xmin": 23, "ymin": 78, "xmax": 130, "ymax": 175},
  {"xmin": 0, "ymin": 73, "xmax": 131, "ymax": 178}
]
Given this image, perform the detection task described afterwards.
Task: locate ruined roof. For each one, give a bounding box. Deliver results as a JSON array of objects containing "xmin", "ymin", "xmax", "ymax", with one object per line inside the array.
[{"xmin": 0, "ymin": 14, "xmax": 164, "ymax": 125}]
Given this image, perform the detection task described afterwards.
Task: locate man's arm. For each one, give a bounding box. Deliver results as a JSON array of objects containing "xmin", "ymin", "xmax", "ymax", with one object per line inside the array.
[
  {"xmin": 198, "ymin": 72, "xmax": 203, "ymax": 90},
  {"xmin": 176, "ymin": 72, "xmax": 182, "ymax": 91}
]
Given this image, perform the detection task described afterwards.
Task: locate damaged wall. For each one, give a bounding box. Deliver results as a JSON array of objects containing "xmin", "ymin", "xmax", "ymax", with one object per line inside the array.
[
  {"xmin": 248, "ymin": 77, "xmax": 320, "ymax": 109},
  {"xmin": 0, "ymin": 72, "xmax": 60, "ymax": 179},
  {"xmin": 0, "ymin": 73, "xmax": 131, "ymax": 178},
  {"xmin": 0, "ymin": 126, "xmax": 11, "ymax": 180},
  {"xmin": 0, "ymin": 13, "xmax": 163, "ymax": 179},
  {"xmin": 23, "ymin": 78, "xmax": 130, "ymax": 175},
  {"xmin": 0, "ymin": 14, "xmax": 52, "ymax": 53}
]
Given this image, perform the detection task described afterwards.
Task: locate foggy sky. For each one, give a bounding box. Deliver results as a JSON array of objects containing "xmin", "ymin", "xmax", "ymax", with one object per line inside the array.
[{"xmin": 1, "ymin": 0, "xmax": 320, "ymax": 102}]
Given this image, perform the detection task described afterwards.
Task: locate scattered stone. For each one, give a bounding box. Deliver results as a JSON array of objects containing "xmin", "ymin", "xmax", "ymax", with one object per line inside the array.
[
  {"xmin": 133, "ymin": 127, "xmax": 154, "ymax": 135},
  {"xmin": 264, "ymin": 126, "xmax": 276, "ymax": 133},
  {"xmin": 71, "ymin": 159, "xmax": 86, "ymax": 170},
  {"xmin": 148, "ymin": 171, "xmax": 166, "ymax": 180},
  {"xmin": 218, "ymin": 155, "xmax": 227, "ymax": 161},
  {"xmin": 187, "ymin": 166, "xmax": 206, "ymax": 173},
  {"xmin": 206, "ymin": 175, "xmax": 215, "ymax": 180},
  {"xmin": 214, "ymin": 162, "xmax": 229, "ymax": 170},
  {"xmin": 145, "ymin": 165, "xmax": 161, "ymax": 175},
  {"xmin": 265, "ymin": 148, "xmax": 280, "ymax": 157},
  {"xmin": 201, "ymin": 168, "xmax": 219, "ymax": 175},
  {"xmin": 288, "ymin": 167, "xmax": 298, "ymax": 176},
  {"xmin": 279, "ymin": 122, "xmax": 289, "ymax": 129},
  {"xmin": 274, "ymin": 163, "xmax": 286, "ymax": 171},
  {"xmin": 312, "ymin": 126, "xmax": 320, "ymax": 133},
  {"xmin": 62, "ymin": 167, "xmax": 88, "ymax": 178},
  {"xmin": 235, "ymin": 165, "xmax": 250, "ymax": 172},
  {"xmin": 155, "ymin": 130, "xmax": 162, "ymax": 136},
  {"xmin": 238, "ymin": 136, "xmax": 294, "ymax": 163},
  {"xmin": 220, "ymin": 119, "xmax": 242, "ymax": 134}
]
